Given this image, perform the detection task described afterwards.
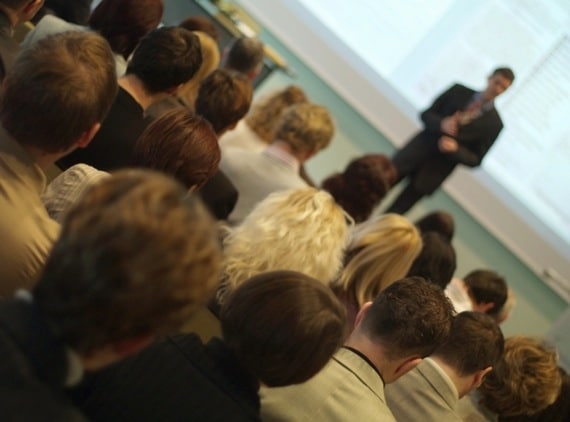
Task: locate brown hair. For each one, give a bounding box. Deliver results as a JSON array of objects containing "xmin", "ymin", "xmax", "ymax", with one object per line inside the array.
[
  {"xmin": 245, "ymin": 85, "xmax": 308, "ymax": 143},
  {"xmin": 221, "ymin": 270, "xmax": 347, "ymax": 386},
  {"xmin": 225, "ymin": 37, "xmax": 264, "ymax": 76},
  {"xmin": 0, "ymin": 31, "xmax": 117, "ymax": 153},
  {"xmin": 131, "ymin": 110, "xmax": 220, "ymax": 190},
  {"xmin": 34, "ymin": 170, "xmax": 221, "ymax": 353},
  {"xmin": 274, "ymin": 103, "xmax": 335, "ymax": 155},
  {"xmin": 406, "ymin": 231, "xmax": 457, "ymax": 289},
  {"xmin": 322, "ymin": 154, "xmax": 395, "ymax": 223},
  {"xmin": 89, "ymin": 0, "xmax": 164, "ymax": 59},
  {"xmin": 126, "ymin": 27, "xmax": 202, "ymax": 94},
  {"xmin": 433, "ymin": 312, "xmax": 504, "ymax": 376},
  {"xmin": 195, "ymin": 69, "xmax": 253, "ymax": 134},
  {"xmin": 415, "ymin": 210, "xmax": 455, "ymax": 241},
  {"xmin": 360, "ymin": 277, "xmax": 454, "ymax": 359},
  {"xmin": 464, "ymin": 269, "xmax": 508, "ymax": 316},
  {"xmin": 493, "ymin": 67, "xmax": 515, "ymax": 83},
  {"xmin": 178, "ymin": 16, "xmax": 219, "ymax": 42},
  {"xmin": 480, "ymin": 336, "xmax": 562, "ymax": 417}
]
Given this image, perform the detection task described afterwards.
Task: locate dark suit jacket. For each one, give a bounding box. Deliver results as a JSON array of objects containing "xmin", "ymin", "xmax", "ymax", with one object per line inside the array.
[
  {"xmin": 70, "ymin": 334, "xmax": 260, "ymax": 422},
  {"xmin": 199, "ymin": 170, "xmax": 239, "ymax": 220},
  {"xmin": 393, "ymin": 84, "xmax": 503, "ymax": 194},
  {"xmin": 0, "ymin": 299, "xmax": 85, "ymax": 421},
  {"xmin": 0, "ymin": 12, "xmax": 19, "ymax": 82}
]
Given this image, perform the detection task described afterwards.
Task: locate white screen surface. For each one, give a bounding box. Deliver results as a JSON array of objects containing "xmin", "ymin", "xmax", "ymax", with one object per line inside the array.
[{"xmin": 239, "ymin": 0, "xmax": 570, "ymax": 301}]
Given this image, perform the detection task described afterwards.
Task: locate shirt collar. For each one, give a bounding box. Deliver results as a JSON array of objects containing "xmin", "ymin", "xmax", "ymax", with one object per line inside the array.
[{"xmin": 342, "ymin": 345, "xmax": 385, "ymax": 386}]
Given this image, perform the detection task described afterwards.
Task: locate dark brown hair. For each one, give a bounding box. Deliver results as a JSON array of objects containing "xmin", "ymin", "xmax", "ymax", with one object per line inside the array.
[
  {"xmin": 322, "ymin": 154, "xmax": 395, "ymax": 223},
  {"xmin": 127, "ymin": 27, "xmax": 202, "ymax": 94},
  {"xmin": 464, "ymin": 269, "xmax": 508, "ymax": 316},
  {"xmin": 221, "ymin": 270, "xmax": 347, "ymax": 387},
  {"xmin": 414, "ymin": 210, "xmax": 455, "ymax": 241},
  {"xmin": 225, "ymin": 37, "xmax": 264, "ymax": 76},
  {"xmin": 195, "ymin": 69, "xmax": 253, "ymax": 134},
  {"xmin": 132, "ymin": 110, "xmax": 220, "ymax": 190},
  {"xmin": 493, "ymin": 67, "xmax": 515, "ymax": 83},
  {"xmin": 89, "ymin": 0, "xmax": 164, "ymax": 59},
  {"xmin": 360, "ymin": 277, "xmax": 454, "ymax": 359},
  {"xmin": 406, "ymin": 231, "xmax": 457, "ymax": 289},
  {"xmin": 179, "ymin": 16, "xmax": 219, "ymax": 42},
  {"xmin": 0, "ymin": 31, "xmax": 117, "ymax": 153},
  {"xmin": 34, "ymin": 170, "xmax": 221, "ymax": 353},
  {"xmin": 433, "ymin": 312, "xmax": 504, "ymax": 376}
]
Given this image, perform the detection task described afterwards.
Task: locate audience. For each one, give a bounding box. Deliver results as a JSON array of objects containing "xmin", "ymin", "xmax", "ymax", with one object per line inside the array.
[
  {"xmin": 0, "ymin": 0, "xmax": 44, "ymax": 80},
  {"xmin": 322, "ymin": 154, "xmax": 396, "ymax": 222},
  {"xmin": 406, "ymin": 231, "xmax": 457, "ymax": 289},
  {"xmin": 386, "ymin": 312, "xmax": 504, "ymax": 421},
  {"xmin": 415, "ymin": 209, "xmax": 456, "ymax": 241},
  {"xmin": 69, "ymin": 270, "xmax": 347, "ymax": 421},
  {"xmin": 223, "ymin": 36, "xmax": 265, "ymax": 80},
  {"xmin": 221, "ymin": 103, "xmax": 335, "ymax": 224},
  {"xmin": 261, "ymin": 277, "xmax": 455, "ymax": 421},
  {"xmin": 457, "ymin": 336, "xmax": 562, "ymax": 420},
  {"xmin": 32, "ymin": 0, "xmax": 92, "ymax": 25},
  {"xmin": 330, "ymin": 213, "xmax": 422, "ymax": 327},
  {"xmin": 42, "ymin": 110, "xmax": 220, "ymax": 222},
  {"xmin": 0, "ymin": 31, "xmax": 117, "ymax": 296},
  {"xmin": 0, "ymin": 170, "xmax": 221, "ymax": 420},
  {"xmin": 58, "ymin": 26, "xmax": 202, "ymax": 172}
]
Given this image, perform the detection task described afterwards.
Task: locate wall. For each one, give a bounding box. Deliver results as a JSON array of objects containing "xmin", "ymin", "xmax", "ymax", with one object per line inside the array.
[{"xmin": 249, "ymin": 23, "xmax": 567, "ymax": 336}]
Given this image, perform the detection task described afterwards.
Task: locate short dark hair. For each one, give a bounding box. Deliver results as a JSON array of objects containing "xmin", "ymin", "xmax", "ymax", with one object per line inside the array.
[
  {"xmin": 464, "ymin": 269, "xmax": 508, "ymax": 316},
  {"xmin": 89, "ymin": 0, "xmax": 164, "ymax": 59},
  {"xmin": 0, "ymin": 0, "xmax": 31, "ymax": 8},
  {"xmin": 407, "ymin": 231, "xmax": 457, "ymax": 289},
  {"xmin": 414, "ymin": 210, "xmax": 455, "ymax": 241},
  {"xmin": 195, "ymin": 69, "xmax": 253, "ymax": 134},
  {"xmin": 34, "ymin": 170, "xmax": 221, "ymax": 354},
  {"xmin": 225, "ymin": 37, "xmax": 264, "ymax": 75},
  {"xmin": 492, "ymin": 67, "xmax": 515, "ymax": 82},
  {"xmin": 127, "ymin": 27, "xmax": 202, "ymax": 94},
  {"xmin": 132, "ymin": 110, "xmax": 220, "ymax": 190},
  {"xmin": 221, "ymin": 270, "xmax": 347, "ymax": 387},
  {"xmin": 179, "ymin": 16, "xmax": 219, "ymax": 42},
  {"xmin": 433, "ymin": 312, "xmax": 504, "ymax": 376},
  {"xmin": 360, "ymin": 277, "xmax": 454, "ymax": 359},
  {"xmin": 0, "ymin": 31, "xmax": 117, "ymax": 153}
]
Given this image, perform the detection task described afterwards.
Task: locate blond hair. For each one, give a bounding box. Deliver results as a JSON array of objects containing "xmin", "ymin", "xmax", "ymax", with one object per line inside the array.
[
  {"xmin": 218, "ymin": 187, "xmax": 350, "ymax": 303},
  {"xmin": 331, "ymin": 213, "xmax": 422, "ymax": 307},
  {"xmin": 245, "ymin": 85, "xmax": 308, "ymax": 143},
  {"xmin": 176, "ymin": 31, "xmax": 221, "ymax": 107},
  {"xmin": 480, "ymin": 336, "xmax": 562, "ymax": 417}
]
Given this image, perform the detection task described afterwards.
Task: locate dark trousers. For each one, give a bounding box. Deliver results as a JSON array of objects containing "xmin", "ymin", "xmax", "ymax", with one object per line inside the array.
[{"xmin": 385, "ymin": 182, "xmax": 425, "ymax": 215}]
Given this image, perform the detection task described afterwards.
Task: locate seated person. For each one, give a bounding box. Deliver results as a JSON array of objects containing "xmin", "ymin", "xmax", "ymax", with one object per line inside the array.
[
  {"xmin": 221, "ymin": 103, "xmax": 335, "ymax": 224},
  {"xmin": 261, "ymin": 277, "xmax": 455, "ymax": 421},
  {"xmin": 222, "ymin": 36, "xmax": 265, "ymax": 81},
  {"xmin": 457, "ymin": 336, "xmax": 562, "ymax": 420},
  {"xmin": 69, "ymin": 270, "xmax": 347, "ymax": 422},
  {"xmin": 406, "ymin": 231, "xmax": 457, "ymax": 289},
  {"xmin": 386, "ymin": 312, "xmax": 504, "ymax": 421},
  {"xmin": 322, "ymin": 154, "xmax": 396, "ymax": 223},
  {"xmin": 0, "ymin": 170, "xmax": 221, "ymax": 420},
  {"xmin": 330, "ymin": 214, "xmax": 422, "ymax": 328},
  {"xmin": 414, "ymin": 209, "xmax": 455, "ymax": 241}
]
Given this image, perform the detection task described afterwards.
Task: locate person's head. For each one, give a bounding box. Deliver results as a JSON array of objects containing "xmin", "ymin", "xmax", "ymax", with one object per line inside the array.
[
  {"xmin": 0, "ymin": 31, "xmax": 117, "ymax": 155},
  {"xmin": 126, "ymin": 27, "xmax": 202, "ymax": 95},
  {"xmin": 322, "ymin": 154, "xmax": 396, "ymax": 223},
  {"xmin": 218, "ymin": 187, "xmax": 350, "ymax": 304},
  {"xmin": 331, "ymin": 213, "xmax": 422, "ymax": 307},
  {"xmin": 33, "ymin": 170, "xmax": 221, "ymax": 370},
  {"xmin": 178, "ymin": 15, "xmax": 219, "ymax": 42},
  {"xmin": 479, "ymin": 336, "xmax": 562, "ymax": 418},
  {"xmin": 432, "ymin": 312, "xmax": 504, "ymax": 397},
  {"xmin": 483, "ymin": 67, "xmax": 515, "ymax": 101},
  {"xmin": 0, "ymin": 0, "xmax": 43, "ymax": 25},
  {"xmin": 176, "ymin": 31, "xmax": 221, "ymax": 108},
  {"xmin": 354, "ymin": 277, "xmax": 454, "ymax": 383},
  {"xmin": 131, "ymin": 109, "xmax": 220, "ymax": 190},
  {"xmin": 414, "ymin": 210, "xmax": 455, "ymax": 241},
  {"xmin": 406, "ymin": 231, "xmax": 457, "ymax": 289},
  {"xmin": 88, "ymin": 0, "xmax": 164, "ymax": 60},
  {"xmin": 221, "ymin": 270, "xmax": 347, "ymax": 386},
  {"xmin": 464, "ymin": 269, "xmax": 508, "ymax": 318},
  {"xmin": 36, "ymin": 0, "xmax": 92, "ymax": 24},
  {"xmin": 224, "ymin": 36, "xmax": 264, "ymax": 79},
  {"xmin": 273, "ymin": 103, "xmax": 335, "ymax": 161},
  {"xmin": 194, "ymin": 69, "xmax": 253, "ymax": 135},
  {"xmin": 245, "ymin": 85, "xmax": 308, "ymax": 143}
]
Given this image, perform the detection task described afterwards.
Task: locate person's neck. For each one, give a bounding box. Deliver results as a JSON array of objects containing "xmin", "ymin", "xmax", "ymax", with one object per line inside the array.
[
  {"xmin": 270, "ymin": 140, "xmax": 305, "ymax": 163},
  {"xmin": 430, "ymin": 356, "xmax": 471, "ymax": 398},
  {"xmin": 22, "ymin": 144, "xmax": 63, "ymax": 171},
  {"xmin": 344, "ymin": 333, "xmax": 388, "ymax": 381},
  {"xmin": 119, "ymin": 75, "xmax": 167, "ymax": 111},
  {"xmin": 0, "ymin": 6, "xmax": 19, "ymax": 28}
]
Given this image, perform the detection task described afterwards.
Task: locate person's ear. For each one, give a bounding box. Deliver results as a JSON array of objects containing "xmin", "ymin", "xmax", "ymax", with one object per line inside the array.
[
  {"xmin": 393, "ymin": 356, "xmax": 422, "ymax": 380},
  {"xmin": 76, "ymin": 123, "xmax": 101, "ymax": 148},
  {"xmin": 472, "ymin": 366, "xmax": 493, "ymax": 389},
  {"xmin": 22, "ymin": 0, "xmax": 44, "ymax": 21},
  {"xmin": 478, "ymin": 301, "xmax": 495, "ymax": 314},
  {"xmin": 353, "ymin": 301, "xmax": 372, "ymax": 329},
  {"xmin": 113, "ymin": 335, "xmax": 155, "ymax": 359}
]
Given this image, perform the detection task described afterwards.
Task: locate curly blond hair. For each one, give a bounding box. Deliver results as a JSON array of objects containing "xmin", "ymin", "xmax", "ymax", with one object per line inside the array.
[
  {"xmin": 331, "ymin": 213, "xmax": 422, "ymax": 307},
  {"xmin": 218, "ymin": 187, "xmax": 350, "ymax": 303},
  {"xmin": 480, "ymin": 336, "xmax": 562, "ymax": 417}
]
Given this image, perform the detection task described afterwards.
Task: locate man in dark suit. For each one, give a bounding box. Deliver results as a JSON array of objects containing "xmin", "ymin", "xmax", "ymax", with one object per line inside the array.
[{"xmin": 386, "ymin": 67, "xmax": 515, "ymax": 214}]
